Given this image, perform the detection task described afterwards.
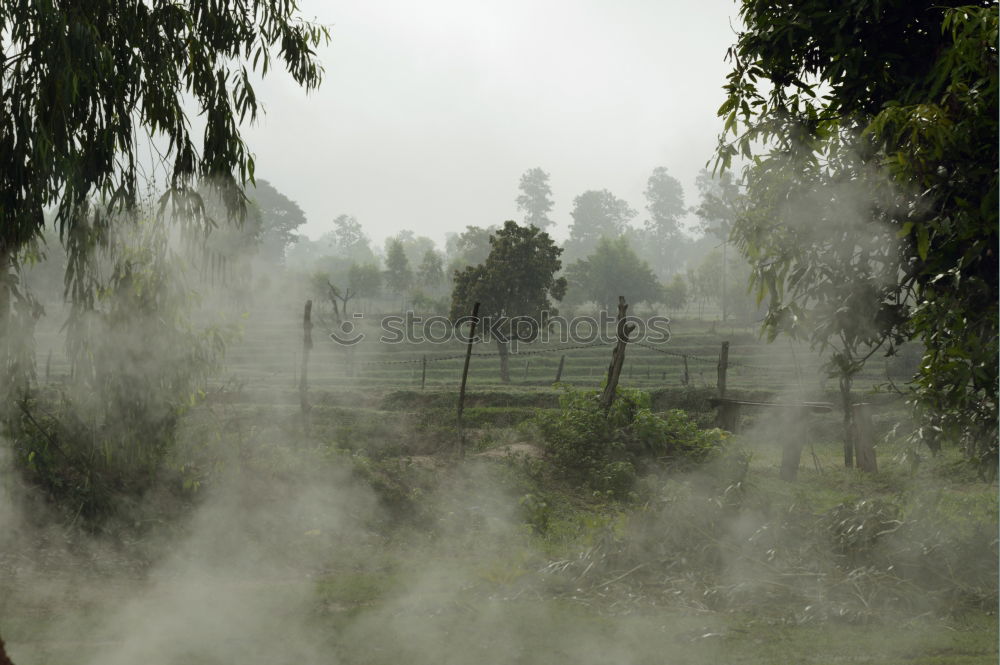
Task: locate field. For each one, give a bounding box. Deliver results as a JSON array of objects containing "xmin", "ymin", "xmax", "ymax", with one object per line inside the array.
[{"xmin": 3, "ymin": 301, "xmax": 995, "ymax": 665}]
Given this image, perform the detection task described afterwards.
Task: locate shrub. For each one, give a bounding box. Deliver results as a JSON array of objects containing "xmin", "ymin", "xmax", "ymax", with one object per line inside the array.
[
  {"xmin": 7, "ymin": 217, "xmax": 230, "ymax": 524},
  {"xmin": 534, "ymin": 386, "xmax": 727, "ymax": 499}
]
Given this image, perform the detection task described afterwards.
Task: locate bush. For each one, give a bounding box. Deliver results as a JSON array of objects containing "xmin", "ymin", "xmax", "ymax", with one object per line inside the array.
[
  {"xmin": 6, "ymin": 217, "xmax": 230, "ymax": 524},
  {"xmin": 533, "ymin": 387, "xmax": 727, "ymax": 499}
]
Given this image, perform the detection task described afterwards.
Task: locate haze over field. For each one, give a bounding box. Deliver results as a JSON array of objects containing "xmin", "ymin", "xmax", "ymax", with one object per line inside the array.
[
  {"xmin": 242, "ymin": 0, "xmax": 740, "ymax": 245},
  {"xmin": 1, "ymin": 2, "xmax": 997, "ymax": 664}
]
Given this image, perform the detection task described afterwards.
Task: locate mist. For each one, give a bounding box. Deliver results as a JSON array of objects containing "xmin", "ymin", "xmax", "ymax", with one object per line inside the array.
[{"xmin": 2, "ymin": 1, "xmax": 997, "ymax": 664}]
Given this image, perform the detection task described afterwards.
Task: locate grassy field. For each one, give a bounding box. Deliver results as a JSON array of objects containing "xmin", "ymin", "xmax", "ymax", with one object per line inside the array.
[
  {"xmin": 5, "ymin": 302, "xmax": 994, "ymax": 665},
  {"xmin": 33, "ymin": 300, "xmax": 919, "ymax": 395}
]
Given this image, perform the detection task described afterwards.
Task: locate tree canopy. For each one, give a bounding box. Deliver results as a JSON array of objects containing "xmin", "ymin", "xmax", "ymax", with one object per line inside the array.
[
  {"xmin": 384, "ymin": 239, "xmax": 412, "ymax": 296},
  {"xmin": 250, "ymin": 180, "xmax": 307, "ymax": 265},
  {"xmin": 564, "ymin": 190, "xmax": 637, "ymax": 262},
  {"xmin": 719, "ymin": 1, "xmax": 998, "ymax": 463},
  {"xmin": 639, "ymin": 167, "xmax": 686, "ymax": 274},
  {"xmin": 516, "ymin": 168, "xmax": 555, "ymax": 230},
  {"xmin": 565, "ymin": 237, "xmax": 661, "ymax": 313},
  {"xmin": 450, "ymin": 221, "xmax": 566, "ymax": 382},
  {"xmin": 0, "ymin": 1, "xmax": 329, "ymax": 259}
]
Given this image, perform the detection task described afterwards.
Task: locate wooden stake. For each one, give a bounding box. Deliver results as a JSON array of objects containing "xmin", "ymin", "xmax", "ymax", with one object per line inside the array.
[
  {"xmin": 682, "ymin": 356, "xmax": 690, "ymax": 386},
  {"xmin": 717, "ymin": 341, "xmax": 729, "ymax": 398},
  {"xmin": 457, "ymin": 302, "xmax": 480, "ymax": 458},
  {"xmin": 300, "ymin": 300, "xmax": 313, "ymax": 415},
  {"xmin": 523, "ymin": 359, "xmax": 530, "ymax": 381},
  {"xmin": 421, "ymin": 354, "xmax": 427, "ymax": 389},
  {"xmin": 554, "ymin": 354, "xmax": 566, "ymax": 383},
  {"xmin": 599, "ymin": 296, "xmax": 635, "ymax": 411}
]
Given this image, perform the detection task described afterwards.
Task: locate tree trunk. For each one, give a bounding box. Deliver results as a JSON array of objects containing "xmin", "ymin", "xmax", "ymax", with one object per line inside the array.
[
  {"xmin": 839, "ymin": 374, "xmax": 854, "ymax": 468},
  {"xmin": 0, "ymin": 243, "xmax": 12, "ymax": 381},
  {"xmin": 600, "ymin": 297, "xmax": 635, "ymax": 411},
  {"xmin": 300, "ymin": 300, "xmax": 313, "ymax": 415},
  {"xmin": 853, "ymin": 403, "xmax": 878, "ymax": 473},
  {"xmin": 497, "ymin": 338, "xmax": 510, "ymax": 383}
]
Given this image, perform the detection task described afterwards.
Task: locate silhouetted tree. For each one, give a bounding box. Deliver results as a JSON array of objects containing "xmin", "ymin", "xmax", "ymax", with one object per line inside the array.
[
  {"xmin": 249, "ymin": 179, "xmax": 307, "ymax": 265},
  {"xmin": 641, "ymin": 167, "xmax": 685, "ymax": 274},
  {"xmin": 564, "ymin": 190, "xmax": 636, "ymax": 262},
  {"xmin": 417, "ymin": 249, "xmax": 445, "ymax": 289},
  {"xmin": 516, "ymin": 168, "xmax": 555, "ymax": 230},
  {"xmin": 384, "ymin": 239, "xmax": 412, "ymax": 296}
]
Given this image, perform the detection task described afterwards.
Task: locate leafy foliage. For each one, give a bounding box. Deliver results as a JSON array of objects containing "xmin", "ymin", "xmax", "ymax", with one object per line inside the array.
[
  {"xmin": 564, "ymin": 190, "xmax": 637, "ymax": 261},
  {"xmin": 383, "ymin": 239, "xmax": 412, "ymax": 295},
  {"xmin": 416, "ymin": 249, "xmax": 445, "ymax": 289},
  {"xmin": 535, "ymin": 387, "xmax": 727, "ymax": 499},
  {"xmin": 661, "ymin": 274, "xmax": 688, "ymax": 311},
  {"xmin": 450, "ymin": 221, "xmax": 566, "ymax": 382},
  {"xmin": 0, "ymin": 0, "xmax": 329, "ymax": 259},
  {"xmin": 516, "ymin": 168, "xmax": 555, "ymax": 230},
  {"xmin": 565, "ymin": 237, "xmax": 661, "ymax": 311},
  {"xmin": 450, "ymin": 221, "xmax": 567, "ymax": 324},
  {"xmin": 718, "ymin": 1, "xmax": 998, "ymax": 463},
  {"xmin": 348, "ymin": 263, "xmax": 382, "ymax": 299},
  {"xmin": 445, "ymin": 225, "xmax": 497, "ymax": 272},
  {"xmin": 249, "ymin": 179, "xmax": 308, "ymax": 264},
  {"xmin": 12, "ymin": 216, "xmax": 229, "ymax": 522},
  {"xmin": 638, "ymin": 167, "xmax": 686, "ymax": 274}
]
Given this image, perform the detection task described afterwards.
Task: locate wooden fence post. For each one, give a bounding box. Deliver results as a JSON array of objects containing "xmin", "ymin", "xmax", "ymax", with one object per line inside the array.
[
  {"xmin": 554, "ymin": 354, "xmax": 565, "ymax": 383},
  {"xmin": 523, "ymin": 359, "xmax": 530, "ymax": 381},
  {"xmin": 457, "ymin": 302, "xmax": 480, "ymax": 458},
  {"xmin": 683, "ymin": 356, "xmax": 690, "ymax": 387},
  {"xmin": 717, "ymin": 341, "xmax": 730, "ymax": 397},
  {"xmin": 300, "ymin": 300, "xmax": 313, "ymax": 415},
  {"xmin": 599, "ymin": 296, "xmax": 635, "ymax": 411},
  {"xmin": 421, "ymin": 354, "xmax": 427, "ymax": 389}
]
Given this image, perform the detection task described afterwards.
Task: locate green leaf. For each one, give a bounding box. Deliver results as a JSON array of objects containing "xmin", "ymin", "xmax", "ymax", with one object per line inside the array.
[{"xmin": 916, "ymin": 224, "xmax": 930, "ymax": 261}]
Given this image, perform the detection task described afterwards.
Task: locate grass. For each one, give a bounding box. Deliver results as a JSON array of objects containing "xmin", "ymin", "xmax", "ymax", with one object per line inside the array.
[{"xmin": 4, "ymin": 307, "xmax": 994, "ymax": 665}]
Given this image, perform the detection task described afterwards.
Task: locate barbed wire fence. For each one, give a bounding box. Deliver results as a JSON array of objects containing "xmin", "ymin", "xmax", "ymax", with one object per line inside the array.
[{"xmin": 317, "ymin": 329, "xmax": 806, "ymax": 392}]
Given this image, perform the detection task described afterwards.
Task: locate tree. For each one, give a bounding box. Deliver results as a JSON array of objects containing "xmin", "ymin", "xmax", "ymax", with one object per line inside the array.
[
  {"xmin": 640, "ymin": 167, "xmax": 685, "ymax": 275},
  {"xmin": 450, "ymin": 222, "xmax": 566, "ymax": 383},
  {"xmin": 661, "ymin": 274, "xmax": 688, "ymax": 312},
  {"xmin": 417, "ymin": 249, "xmax": 445, "ymax": 289},
  {"xmin": 328, "ymin": 215, "xmax": 377, "ymax": 265},
  {"xmin": 718, "ymin": 1, "xmax": 998, "ymax": 465},
  {"xmin": 564, "ymin": 190, "xmax": 637, "ymax": 262},
  {"xmin": 0, "ymin": 1, "xmax": 328, "ymax": 349},
  {"xmin": 445, "ymin": 225, "xmax": 497, "ymax": 270},
  {"xmin": 516, "ymin": 168, "xmax": 555, "ymax": 230},
  {"xmin": 565, "ymin": 237, "xmax": 661, "ymax": 313},
  {"xmin": 693, "ymin": 169, "xmax": 745, "ymax": 322},
  {"xmin": 387, "ymin": 230, "xmax": 437, "ymax": 269},
  {"xmin": 249, "ymin": 179, "xmax": 307, "ymax": 265},
  {"xmin": 348, "ymin": 263, "xmax": 382, "ymax": 300},
  {"xmin": 384, "ymin": 239, "xmax": 412, "ymax": 296}
]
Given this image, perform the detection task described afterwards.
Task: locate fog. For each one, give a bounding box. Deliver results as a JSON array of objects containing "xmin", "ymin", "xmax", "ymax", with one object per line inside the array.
[
  {"xmin": 241, "ymin": 0, "xmax": 740, "ymax": 246},
  {"xmin": 1, "ymin": 2, "xmax": 997, "ymax": 664}
]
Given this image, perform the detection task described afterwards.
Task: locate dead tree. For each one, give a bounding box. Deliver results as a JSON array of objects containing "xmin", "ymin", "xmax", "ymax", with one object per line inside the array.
[
  {"xmin": 599, "ymin": 296, "xmax": 636, "ymax": 411},
  {"xmin": 323, "ymin": 280, "xmax": 355, "ymax": 323}
]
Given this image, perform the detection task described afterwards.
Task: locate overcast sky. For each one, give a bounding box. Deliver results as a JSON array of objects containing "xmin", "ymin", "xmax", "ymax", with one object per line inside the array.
[{"xmin": 242, "ymin": 0, "xmax": 742, "ymax": 249}]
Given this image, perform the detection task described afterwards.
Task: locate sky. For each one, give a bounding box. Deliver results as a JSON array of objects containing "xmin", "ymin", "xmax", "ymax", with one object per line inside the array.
[{"xmin": 242, "ymin": 0, "xmax": 743, "ymax": 249}]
